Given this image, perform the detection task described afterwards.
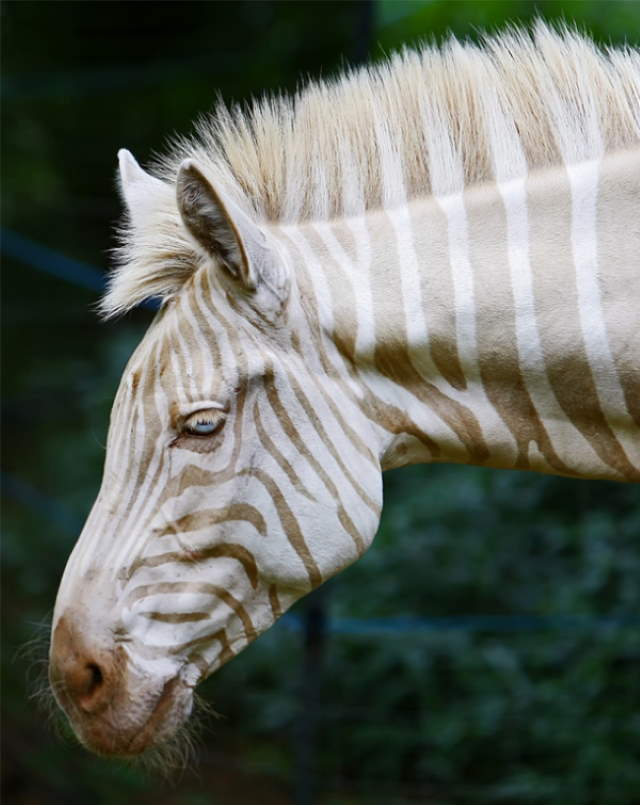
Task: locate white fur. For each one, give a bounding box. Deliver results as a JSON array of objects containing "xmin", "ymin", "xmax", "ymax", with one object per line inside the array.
[{"xmin": 102, "ymin": 23, "xmax": 640, "ymax": 318}]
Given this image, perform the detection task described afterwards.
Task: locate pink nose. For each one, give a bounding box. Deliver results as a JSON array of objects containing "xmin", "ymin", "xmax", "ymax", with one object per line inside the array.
[{"xmin": 49, "ymin": 615, "xmax": 116, "ymax": 715}]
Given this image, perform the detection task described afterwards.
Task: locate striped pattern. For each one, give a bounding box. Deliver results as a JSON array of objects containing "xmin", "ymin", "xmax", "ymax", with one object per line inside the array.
[
  {"xmin": 55, "ymin": 259, "xmax": 383, "ymax": 682},
  {"xmin": 53, "ymin": 27, "xmax": 639, "ymax": 698}
]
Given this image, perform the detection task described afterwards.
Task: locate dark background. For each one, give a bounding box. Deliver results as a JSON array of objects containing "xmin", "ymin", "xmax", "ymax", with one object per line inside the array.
[{"xmin": 2, "ymin": 2, "xmax": 639, "ymax": 803}]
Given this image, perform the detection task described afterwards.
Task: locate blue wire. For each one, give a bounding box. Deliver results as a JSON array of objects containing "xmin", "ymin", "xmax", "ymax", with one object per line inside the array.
[
  {"xmin": 280, "ymin": 611, "xmax": 639, "ymax": 634},
  {"xmin": 2, "ymin": 228, "xmax": 105, "ymax": 291},
  {"xmin": 1, "ymin": 228, "xmax": 158, "ymax": 309}
]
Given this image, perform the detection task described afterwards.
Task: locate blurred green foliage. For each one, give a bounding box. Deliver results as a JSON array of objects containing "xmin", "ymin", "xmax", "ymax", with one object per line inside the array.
[{"xmin": 2, "ymin": 1, "xmax": 639, "ymax": 803}]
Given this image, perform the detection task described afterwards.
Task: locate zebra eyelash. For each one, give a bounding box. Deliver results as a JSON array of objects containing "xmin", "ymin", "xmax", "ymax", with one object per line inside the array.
[{"xmin": 180, "ymin": 409, "xmax": 226, "ymax": 438}]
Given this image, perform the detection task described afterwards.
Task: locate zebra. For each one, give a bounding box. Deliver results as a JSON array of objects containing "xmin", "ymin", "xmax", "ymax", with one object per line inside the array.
[{"xmin": 49, "ymin": 24, "xmax": 640, "ymax": 757}]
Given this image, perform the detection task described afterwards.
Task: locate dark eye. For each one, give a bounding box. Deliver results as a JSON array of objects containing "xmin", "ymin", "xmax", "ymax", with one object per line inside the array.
[{"xmin": 182, "ymin": 409, "xmax": 225, "ymax": 437}]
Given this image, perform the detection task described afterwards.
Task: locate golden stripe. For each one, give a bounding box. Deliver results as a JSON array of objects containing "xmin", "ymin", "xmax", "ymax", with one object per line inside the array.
[
  {"xmin": 466, "ymin": 180, "xmax": 571, "ymax": 474},
  {"xmin": 315, "ymin": 382, "xmax": 379, "ymax": 467},
  {"xmin": 374, "ymin": 344, "xmax": 489, "ymax": 463},
  {"xmin": 410, "ymin": 196, "xmax": 467, "ymax": 390},
  {"xmin": 212, "ymin": 629, "xmax": 235, "ymax": 666},
  {"xmin": 114, "ymin": 629, "xmax": 234, "ymax": 662},
  {"xmin": 157, "ymin": 504, "xmax": 267, "ymax": 539},
  {"xmin": 128, "ymin": 542, "xmax": 259, "ymax": 589},
  {"xmin": 595, "ymin": 149, "xmax": 640, "ymax": 430},
  {"xmin": 366, "ymin": 210, "xmax": 489, "ymax": 463},
  {"xmin": 280, "ymin": 232, "xmax": 438, "ymax": 455},
  {"xmin": 211, "ymin": 587, "xmax": 257, "ymax": 641},
  {"xmin": 286, "ymin": 370, "xmax": 379, "ymax": 514},
  {"xmin": 193, "ymin": 269, "xmax": 224, "ymax": 366},
  {"xmin": 268, "ymin": 584, "xmax": 282, "ymax": 619},
  {"xmin": 172, "ymin": 628, "xmax": 236, "ymax": 663},
  {"xmin": 148, "ymin": 329, "xmax": 250, "ymax": 517},
  {"xmin": 284, "ymin": 233, "xmax": 392, "ymax": 422},
  {"xmin": 141, "ymin": 611, "xmax": 209, "ymax": 623},
  {"xmin": 239, "ymin": 466, "xmax": 322, "ymax": 588},
  {"xmin": 300, "ymin": 226, "xmax": 358, "ymax": 361},
  {"xmin": 107, "ymin": 343, "xmax": 168, "ymax": 547},
  {"xmin": 253, "ymin": 400, "xmax": 317, "ymax": 502},
  {"xmin": 127, "ymin": 581, "xmax": 257, "ymax": 640},
  {"xmin": 263, "ymin": 372, "xmax": 367, "ymax": 553},
  {"xmin": 188, "ymin": 653, "xmax": 210, "ymax": 681},
  {"xmin": 527, "ymin": 164, "xmax": 636, "ymax": 478}
]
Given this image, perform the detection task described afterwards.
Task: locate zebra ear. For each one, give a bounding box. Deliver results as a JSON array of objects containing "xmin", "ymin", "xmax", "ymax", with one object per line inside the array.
[
  {"xmin": 118, "ymin": 149, "xmax": 166, "ymax": 227},
  {"xmin": 177, "ymin": 159, "xmax": 275, "ymax": 295}
]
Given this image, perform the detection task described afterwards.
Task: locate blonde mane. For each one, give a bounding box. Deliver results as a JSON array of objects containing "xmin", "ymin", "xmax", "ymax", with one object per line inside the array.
[{"xmin": 103, "ymin": 22, "xmax": 640, "ymax": 317}]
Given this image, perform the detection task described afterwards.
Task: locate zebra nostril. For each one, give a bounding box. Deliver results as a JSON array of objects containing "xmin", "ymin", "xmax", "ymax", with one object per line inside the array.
[
  {"xmin": 70, "ymin": 660, "xmax": 108, "ymax": 712},
  {"xmin": 50, "ymin": 616, "xmax": 115, "ymax": 715},
  {"xmin": 86, "ymin": 663, "xmax": 103, "ymax": 696}
]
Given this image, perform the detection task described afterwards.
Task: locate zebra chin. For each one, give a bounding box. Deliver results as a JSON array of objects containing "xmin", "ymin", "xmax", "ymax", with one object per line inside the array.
[
  {"xmin": 73, "ymin": 675, "xmax": 193, "ymax": 758},
  {"xmin": 49, "ymin": 615, "xmax": 195, "ymax": 757}
]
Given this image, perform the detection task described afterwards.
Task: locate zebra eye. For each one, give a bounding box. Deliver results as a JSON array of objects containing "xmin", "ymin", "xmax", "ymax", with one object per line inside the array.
[{"xmin": 182, "ymin": 410, "xmax": 225, "ymax": 437}]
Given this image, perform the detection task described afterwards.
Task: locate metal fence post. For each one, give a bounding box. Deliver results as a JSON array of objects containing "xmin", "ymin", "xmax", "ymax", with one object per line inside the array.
[{"xmin": 293, "ymin": 585, "xmax": 328, "ymax": 805}]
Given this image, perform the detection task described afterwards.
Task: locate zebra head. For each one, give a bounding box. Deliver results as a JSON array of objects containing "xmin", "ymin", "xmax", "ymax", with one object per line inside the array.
[{"xmin": 49, "ymin": 152, "xmax": 383, "ymax": 757}]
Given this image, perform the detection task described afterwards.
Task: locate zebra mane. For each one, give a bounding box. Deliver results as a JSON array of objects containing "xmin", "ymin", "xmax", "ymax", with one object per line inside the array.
[{"xmin": 103, "ymin": 21, "xmax": 640, "ymax": 318}]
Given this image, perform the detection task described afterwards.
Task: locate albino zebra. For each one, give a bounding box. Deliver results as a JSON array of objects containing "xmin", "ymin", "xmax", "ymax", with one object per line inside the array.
[{"xmin": 49, "ymin": 24, "xmax": 640, "ymax": 757}]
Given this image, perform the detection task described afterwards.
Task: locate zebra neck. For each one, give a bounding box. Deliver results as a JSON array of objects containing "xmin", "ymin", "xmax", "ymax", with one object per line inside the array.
[{"xmin": 279, "ymin": 147, "xmax": 640, "ymax": 481}]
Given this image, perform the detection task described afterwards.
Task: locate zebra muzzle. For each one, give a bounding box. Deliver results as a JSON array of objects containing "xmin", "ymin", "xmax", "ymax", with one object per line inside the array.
[{"xmin": 49, "ymin": 614, "xmax": 192, "ymax": 756}]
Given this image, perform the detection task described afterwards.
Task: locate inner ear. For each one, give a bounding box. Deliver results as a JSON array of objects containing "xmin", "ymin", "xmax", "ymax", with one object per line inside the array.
[{"xmin": 176, "ymin": 160, "xmax": 259, "ymax": 291}]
